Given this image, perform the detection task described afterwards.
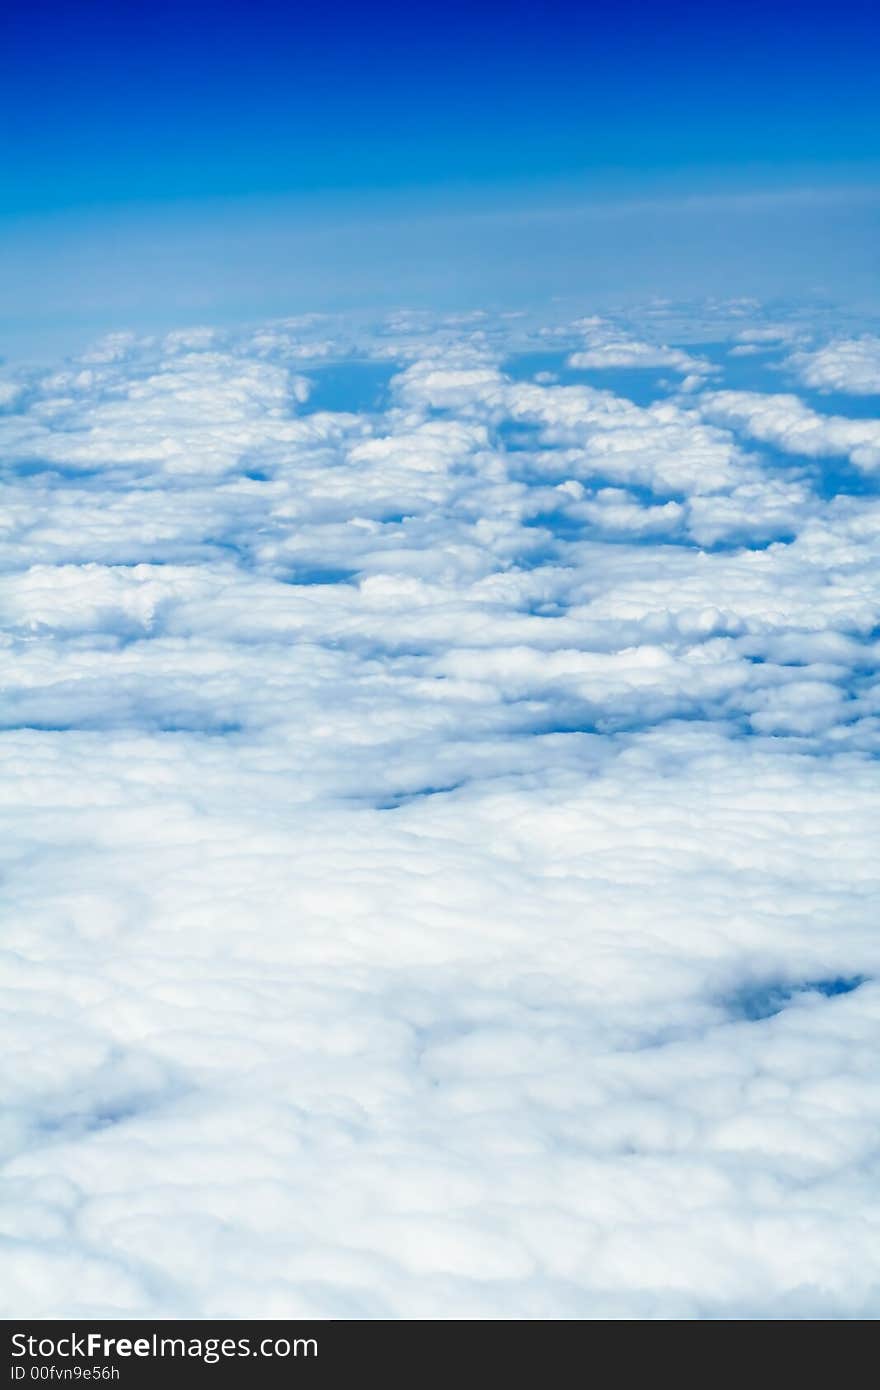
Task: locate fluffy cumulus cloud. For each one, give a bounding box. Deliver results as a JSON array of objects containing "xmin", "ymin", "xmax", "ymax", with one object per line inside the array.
[
  {"xmin": 2, "ymin": 306, "xmax": 880, "ymax": 1319},
  {"xmin": 699, "ymin": 390, "xmax": 880, "ymax": 471},
  {"xmin": 566, "ymin": 316, "xmax": 713, "ymax": 381},
  {"xmin": 789, "ymin": 336, "xmax": 880, "ymax": 396}
]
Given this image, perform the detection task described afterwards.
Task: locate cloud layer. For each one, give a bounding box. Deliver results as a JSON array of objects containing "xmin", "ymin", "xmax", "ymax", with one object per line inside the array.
[
  {"xmin": 790, "ymin": 336, "xmax": 880, "ymax": 396},
  {"xmin": 2, "ymin": 306, "xmax": 880, "ymax": 1319}
]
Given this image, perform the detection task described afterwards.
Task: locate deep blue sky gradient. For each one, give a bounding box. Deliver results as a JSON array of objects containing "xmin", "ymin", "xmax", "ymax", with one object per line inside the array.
[
  {"xmin": 2, "ymin": 1, "xmax": 878, "ymax": 357},
  {"xmin": 4, "ymin": 0, "xmax": 879, "ymax": 211}
]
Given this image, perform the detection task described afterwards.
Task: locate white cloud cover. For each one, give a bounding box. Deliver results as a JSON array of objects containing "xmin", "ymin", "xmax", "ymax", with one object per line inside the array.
[
  {"xmin": 1, "ymin": 310, "xmax": 880, "ymax": 1319},
  {"xmin": 789, "ymin": 336, "xmax": 880, "ymax": 396},
  {"xmin": 698, "ymin": 389, "xmax": 880, "ymax": 471},
  {"xmin": 565, "ymin": 317, "xmax": 712, "ymax": 378}
]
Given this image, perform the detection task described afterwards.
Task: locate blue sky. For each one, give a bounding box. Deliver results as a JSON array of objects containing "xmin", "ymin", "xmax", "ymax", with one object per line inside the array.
[
  {"xmin": 1, "ymin": 0, "xmax": 879, "ymax": 354},
  {"xmin": 5, "ymin": 0, "xmax": 880, "ymax": 209}
]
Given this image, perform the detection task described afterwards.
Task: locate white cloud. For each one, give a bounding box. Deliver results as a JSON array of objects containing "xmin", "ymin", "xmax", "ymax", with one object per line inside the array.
[
  {"xmin": 566, "ymin": 318, "xmax": 712, "ymax": 375},
  {"xmin": 789, "ymin": 336, "xmax": 880, "ymax": 396},
  {"xmin": 1, "ymin": 313, "xmax": 879, "ymax": 1319},
  {"xmin": 698, "ymin": 390, "xmax": 880, "ymax": 470},
  {"xmin": 734, "ymin": 326, "xmax": 804, "ymax": 347}
]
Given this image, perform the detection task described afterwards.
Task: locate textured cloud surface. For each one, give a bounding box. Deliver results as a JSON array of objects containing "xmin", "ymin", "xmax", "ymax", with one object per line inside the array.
[
  {"xmin": 2, "ymin": 306, "xmax": 880, "ymax": 1319},
  {"xmin": 790, "ymin": 336, "xmax": 880, "ymax": 395}
]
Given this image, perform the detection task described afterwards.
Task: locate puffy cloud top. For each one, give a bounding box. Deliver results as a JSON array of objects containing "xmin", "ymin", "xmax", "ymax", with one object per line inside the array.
[
  {"xmin": 789, "ymin": 336, "xmax": 880, "ymax": 396},
  {"xmin": 1, "ymin": 310, "xmax": 880, "ymax": 1319},
  {"xmin": 566, "ymin": 318, "xmax": 712, "ymax": 377}
]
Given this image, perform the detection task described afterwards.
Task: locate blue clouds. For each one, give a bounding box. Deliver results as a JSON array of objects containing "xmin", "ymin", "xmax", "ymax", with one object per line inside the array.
[{"xmin": 1, "ymin": 302, "xmax": 880, "ymax": 1316}]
